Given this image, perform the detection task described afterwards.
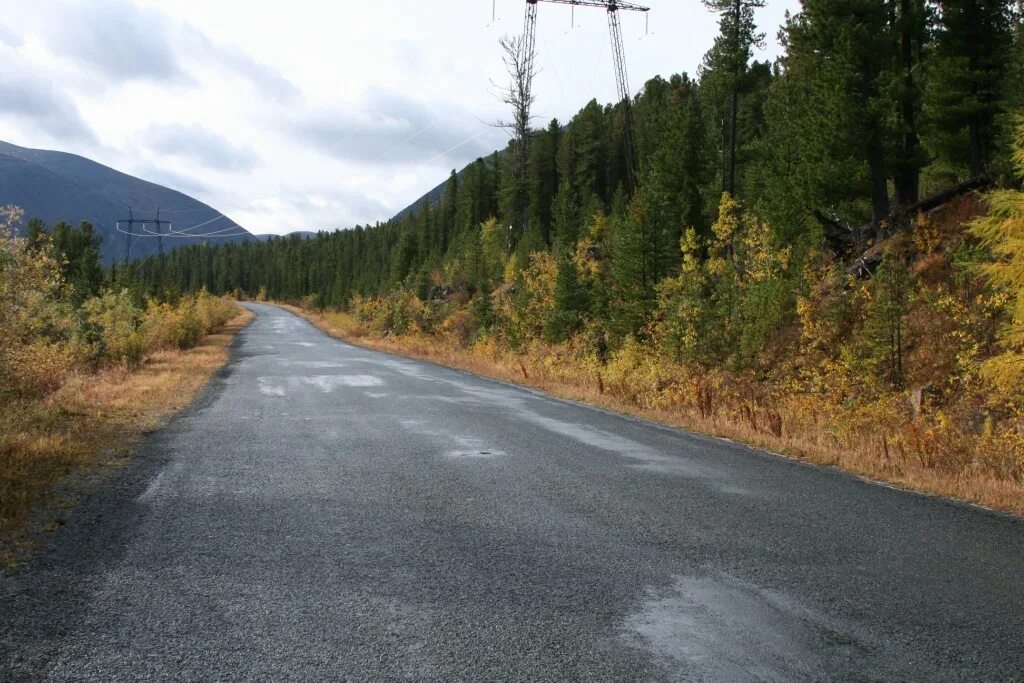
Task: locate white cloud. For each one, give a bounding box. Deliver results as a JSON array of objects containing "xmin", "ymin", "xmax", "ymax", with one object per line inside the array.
[
  {"xmin": 0, "ymin": 73, "xmax": 95, "ymax": 144},
  {"xmin": 292, "ymin": 87, "xmax": 496, "ymax": 165},
  {"xmin": 0, "ymin": 22, "xmax": 23, "ymax": 48},
  {"xmin": 143, "ymin": 122, "xmax": 258, "ymax": 172},
  {"xmin": 49, "ymin": 0, "xmax": 189, "ymax": 84}
]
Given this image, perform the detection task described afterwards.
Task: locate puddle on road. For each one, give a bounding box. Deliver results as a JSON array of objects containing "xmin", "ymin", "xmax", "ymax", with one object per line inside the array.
[
  {"xmin": 305, "ymin": 374, "xmax": 383, "ymax": 391},
  {"xmin": 269, "ymin": 317, "xmax": 301, "ymax": 334},
  {"xmin": 373, "ymin": 358, "xmax": 440, "ymax": 382},
  {"xmin": 257, "ymin": 377, "xmax": 287, "ymax": 396},
  {"xmin": 398, "ymin": 419, "xmax": 507, "ymax": 460},
  {"xmin": 440, "ymin": 379, "xmax": 726, "ymax": 480},
  {"xmin": 258, "ymin": 338, "xmax": 744, "ymax": 488},
  {"xmin": 447, "ymin": 449, "xmax": 506, "ymax": 458},
  {"xmin": 256, "ymin": 374, "xmax": 384, "ymax": 396},
  {"xmin": 281, "ymin": 360, "xmax": 348, "ymax": 369},
  {"xmin": 623, "ymin": 573, "xmax": 872, "ymax": 680}
]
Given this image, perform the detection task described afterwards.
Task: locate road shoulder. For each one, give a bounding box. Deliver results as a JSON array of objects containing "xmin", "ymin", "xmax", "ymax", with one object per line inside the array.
[{"xmin": 0, "ymin": 306, "xmax": 254, "ymax": 567}]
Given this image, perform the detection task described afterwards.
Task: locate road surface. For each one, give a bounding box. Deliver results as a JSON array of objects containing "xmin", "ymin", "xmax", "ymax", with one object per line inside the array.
[{"xmin": 2, "ymin": 303, "xmax": 1022, "ymax": 680}]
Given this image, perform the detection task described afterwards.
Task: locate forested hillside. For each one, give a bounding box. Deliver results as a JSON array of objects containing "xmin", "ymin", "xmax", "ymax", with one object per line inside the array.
[{"xmin": 129, "ymin": 0, "xmax": 1024, "ymax": 506}]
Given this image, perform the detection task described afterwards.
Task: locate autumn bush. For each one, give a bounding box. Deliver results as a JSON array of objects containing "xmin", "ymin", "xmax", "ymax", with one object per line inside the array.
[
  {"xmin": 84, "ymin": 289, "xmax": 147, "ymax": 365},
  {"xmin": 0, "ymin": 208, "xmax": 78, "ymax": 399},
  {"xmin": 0, "ymin": 205, "xmax": 238, "ymax": 393}
]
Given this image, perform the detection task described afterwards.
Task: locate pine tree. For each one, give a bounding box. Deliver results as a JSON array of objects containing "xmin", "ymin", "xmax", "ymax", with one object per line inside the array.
[
  {"xmin": 889, "ymin": 0, "xmax": 930, "ymax": 205},
  {"xmin": 643, "ymin": 74, "xmax": 710, "ymax": 245},
  {"xmin": 859, "ymin": 254, "xmax": 910, "ymax": 390},
  {"xmin": 610, "ymin": 189, "xmax": 670, "ymax": 337},
  {"xmin": 700, "ymin": 0, "xmax": 766, "ymax": 197},
  {"xmin": 778, "ymin": 0, "xmax": 895, "ymax": 225},
  {"xmin": 440, "ymin": 170, "xmax": 458, "ymax": 255},
  {"xmin": 544, "ymin": 245, "xmax": 589, "ymax": 341},
  {"xmin": 50, "ymin": 220, "xmax": 104, "ymax": 303},
  {"xmin": 925, "ymin": 0, "xmax": 1014, "ymax": 178},
  {"xmin": 529, "ymin": 119, "xmax": 562, "ymax": 247}
]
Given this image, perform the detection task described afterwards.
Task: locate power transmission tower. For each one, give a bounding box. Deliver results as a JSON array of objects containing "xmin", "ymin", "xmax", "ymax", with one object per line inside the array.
[
  {"xmin": 152, "ymin": 207, "xmax": 171, "ymax": 259},
  {"xmin": 605, "ymin": 1, "xmax": 643, "ymax": 190},
  {"xmin": 513, "ymin": 0, "xmax": 650, "ymax": 202},
  {"xmin": 117, "ymin": 207, "xmax": 171, "ymax": 265}
]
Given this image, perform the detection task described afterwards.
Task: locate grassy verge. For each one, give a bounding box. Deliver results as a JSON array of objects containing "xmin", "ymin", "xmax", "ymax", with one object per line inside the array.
[
  {"xmin": 0, "ymin": 306, "xmax": 253, "ymax": 562},
  {"xmin": 284, "ymin": 304, "xmax": 1024, "ymax": 516}
]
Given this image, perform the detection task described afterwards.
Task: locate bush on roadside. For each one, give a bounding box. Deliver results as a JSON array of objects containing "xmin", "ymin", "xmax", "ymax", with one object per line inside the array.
[
  {"xmin": 83, "ymin": 289, "xmax": 146, "ymax": 366},
  {"xmin": 144, "ymin": 290, "xmax": 234, "ymax": 352},
  {"xmin": 3, "ymin": 205, "xmax": 239, "ymax": 395},
  {"xmin": 0, "ymin": 207, "xmax": 78, "ymax": 399},
  {"xmin": 195, "ymin": 289, "xmax": 236, "ymax": 332}
]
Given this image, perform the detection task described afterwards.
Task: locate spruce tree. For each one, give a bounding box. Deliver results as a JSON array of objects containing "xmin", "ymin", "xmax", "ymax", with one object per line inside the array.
[
  {"xmin": 610, "ymin": 189, "xmax": 670, "ymax": 338},
  {"xmin": 779, "ymin": 0, "xmax": 894, "ymax": 225},
  {"xmin": 925, "ymin": 0, "xmax": 1014, "ymax": 178},
  {"xmin": 700, "ymin": 0, "xmax": 765, "ymax": 197},
  {"xmin": 544, "ymin": 245, "xmax": 589, "ymax": 341}
]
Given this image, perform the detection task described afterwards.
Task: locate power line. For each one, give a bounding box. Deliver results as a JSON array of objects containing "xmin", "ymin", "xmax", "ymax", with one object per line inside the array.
[{"xmin": 412, "ymin": 129, "xmax": 491, "ymax": 173}]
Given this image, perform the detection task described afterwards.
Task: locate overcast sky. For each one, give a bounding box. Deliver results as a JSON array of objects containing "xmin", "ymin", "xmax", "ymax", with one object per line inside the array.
[{"xmin": 0, "ymin": 0, "xmax": 800, "ymax": 235}]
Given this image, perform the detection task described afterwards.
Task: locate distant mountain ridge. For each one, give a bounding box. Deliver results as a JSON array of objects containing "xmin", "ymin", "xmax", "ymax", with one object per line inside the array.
[
  {"xmin": 390, "ymin": 152, "xmax": 503, "ymax": 222},
  {"xmin": 0, "ymin": 140, "xmax": 254, "ymax": 263}
]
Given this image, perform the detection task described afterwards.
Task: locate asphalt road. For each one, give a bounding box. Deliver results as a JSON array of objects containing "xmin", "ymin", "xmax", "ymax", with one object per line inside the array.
[{"xmin": 2, "ymin": 303, "xmax": 1022, "ymax": 681}]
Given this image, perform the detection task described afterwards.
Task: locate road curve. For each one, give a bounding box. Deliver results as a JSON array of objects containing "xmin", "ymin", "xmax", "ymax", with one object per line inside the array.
[{"xmin": 2, "ymin": 302, "xmax": 1022, "ymax": 680}]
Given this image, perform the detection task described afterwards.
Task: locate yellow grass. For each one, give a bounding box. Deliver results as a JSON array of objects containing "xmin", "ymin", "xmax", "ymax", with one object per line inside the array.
[
  {"xmin": 286, "ymin": 304, "xmax": 1024, "ymax": 516},
  {"xmin": 0, "ymin": 306, "xmax": 253, "ymax": 562}
]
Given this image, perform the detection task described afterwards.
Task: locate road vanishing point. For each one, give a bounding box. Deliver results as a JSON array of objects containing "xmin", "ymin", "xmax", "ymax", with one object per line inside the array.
[{"xmin": 2, "ymin": 303, "xmax": 1022, "ymax": 680}]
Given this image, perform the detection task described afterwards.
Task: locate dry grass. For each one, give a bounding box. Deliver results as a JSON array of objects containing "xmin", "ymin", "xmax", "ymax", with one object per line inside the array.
[
  {"xmin": 286, "ymin": 304, "xmax": 1024, "ymax": 516},
  {"xmin": 0, "ymin": 306, "xmax": 253, "ymax": 561}
]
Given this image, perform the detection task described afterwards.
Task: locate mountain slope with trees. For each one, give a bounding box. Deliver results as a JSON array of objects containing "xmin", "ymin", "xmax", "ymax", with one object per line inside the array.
[{"xmin": 128, "ymin": 0, "xmax": 1024, "ymax": 509}]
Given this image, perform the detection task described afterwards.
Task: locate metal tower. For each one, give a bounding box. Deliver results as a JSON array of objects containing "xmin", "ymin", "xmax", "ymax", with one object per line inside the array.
[{"xmin": 518, "ymin": 0, "xmax": 649, "ymax": 192}]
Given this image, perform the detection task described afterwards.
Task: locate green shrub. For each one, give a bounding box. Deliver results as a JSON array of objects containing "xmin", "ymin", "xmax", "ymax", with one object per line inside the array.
[{"xmin": 83, "ymin": 289, "xmax": 145, "ymax": 366}]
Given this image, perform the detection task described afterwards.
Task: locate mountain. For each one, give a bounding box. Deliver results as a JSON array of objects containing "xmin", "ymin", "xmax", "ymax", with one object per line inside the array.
[
  {"xmin": 391, "ymin": 175, "xmax": 453, "ymax": 222},
  {"xmin": 0, "ymin": 140, "xmax": 254, "ymax": 263},
  {"xmin": 390, "ymin": 152, "xmax": 503, "ymax": 222}
]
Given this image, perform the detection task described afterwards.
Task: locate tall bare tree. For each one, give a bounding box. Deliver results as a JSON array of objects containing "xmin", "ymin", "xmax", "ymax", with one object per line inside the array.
[{"xmin": 494, "ymin": 33, "xmax": 537, "ymax": 252}]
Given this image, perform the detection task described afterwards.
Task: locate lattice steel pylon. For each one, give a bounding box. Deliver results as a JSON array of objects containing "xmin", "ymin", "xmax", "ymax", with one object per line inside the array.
[{"xmin": 517, "ymin": 0, "xmax": 649, "ymax": 196}]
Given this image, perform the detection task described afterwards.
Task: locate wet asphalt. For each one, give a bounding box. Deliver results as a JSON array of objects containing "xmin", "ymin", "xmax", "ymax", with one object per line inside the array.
[{"xmin": 1, "ymin": 302, "xmax": 1022, "ymax": 681}]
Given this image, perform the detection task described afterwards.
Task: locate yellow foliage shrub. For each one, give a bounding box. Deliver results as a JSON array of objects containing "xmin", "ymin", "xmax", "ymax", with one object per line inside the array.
[
  {"xmin": 194, "ymin": 289, "xmax": 236, "ymax": 333},
  {"xmin": 144, "ymin": 291, "xmax": 235, "ymax": 352},
  {"xmin": 83, "ymin": 289, "xmax": 146, "ymax": 365},
  {"xmin": 0, "ymin": 207, "xmax": 77, "ymax": 398}
]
